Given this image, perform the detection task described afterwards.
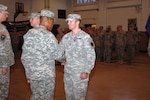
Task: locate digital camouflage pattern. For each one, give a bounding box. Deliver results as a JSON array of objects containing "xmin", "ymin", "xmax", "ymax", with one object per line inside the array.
[
  {"xmin": 28, "ymin": 12, "xmax": 40, "ymax": 19},
  {"xmin": 65, "ymin": 14, "xmax": 81, "ymax": 21},
  {"xmin": 114, "ymin": 30, "xmax": 126, "ymax": 62},
  {"xmin": 0, "ymin": 4, "xmax": 8, "ymax": 13},
  {"xmin": 21, "ymin": 25, "xmax": 59, "ymax": 100},
  {"xmin": 126, "ymin": 30, "xmax": 137, "ymax": 62},
  {"xmin": 59, "ymin": 29, "xmax": 96, "ymax": 100},
  {"xmin": 103, "ymin": 31, "xmax": 114, "ymax": 62},
  {"xmin": 30, "ymin": 78, "xmax": 55, "ymax": 100},
  {"xmin": 40, "ymin": 9, "xmax": 55, "ymax": 19},
  {"xmin": 0, "ymin": 23, "xmax": 15, "ymax": 99}
]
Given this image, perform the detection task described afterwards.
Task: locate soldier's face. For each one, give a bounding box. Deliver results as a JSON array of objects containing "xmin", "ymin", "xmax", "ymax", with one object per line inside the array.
[
  {"xmin": 67, "ymin": 20, "xmax": 79, "ymax": 30},
  {"xmin": 47, "ymin": 18, "xmax": 54, "ymax": 31},
  {"xmin": 0, "ymin": 12, "xmax": 8, "ymax": 22},
  {"xmin": 117, "ymin": 27, "xmax": 122, "ymax": 31},
  {"xmin": 29, "ymin": 17, "xmax": 40, "ymax": 27}
]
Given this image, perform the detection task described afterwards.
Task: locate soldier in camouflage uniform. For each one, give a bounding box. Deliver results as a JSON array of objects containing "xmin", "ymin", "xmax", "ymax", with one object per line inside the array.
[
  {"xmin": 21, "ymin": 9, "xmax": 58, "ymax": 100},
  {"xmin": 59, "ymin": 14, "xmax": 96, "ymax": 100},
  {"xmin": 114, "ymin": 25, "xmax": 126, "ymax": 64},
  {"xmin": 0, "ymin": 4, "xmax": 15, "ymax": 100},
  {"xmin": 103, "ymin": 25, "xmax": 113, "ymax": 63},
  {"xmin": 99, "ymin": 26, "xmax": 104, "ymax": 61},
  {"xmin": 28, "ymin": 12, "xmax": 40, "ymax": 28},
  {"xmin": 126, "ymin": 24, "xmax": 136, "ymax": 63},
  {"xmin": 93, "ymin": 29, "xmax": 101, "ymax": 60}
]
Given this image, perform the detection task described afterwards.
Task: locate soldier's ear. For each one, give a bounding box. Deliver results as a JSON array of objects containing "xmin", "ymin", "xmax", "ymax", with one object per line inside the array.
[{"xmin": 76, "ymin": 20, "xmax": 80, "ymax": 25}]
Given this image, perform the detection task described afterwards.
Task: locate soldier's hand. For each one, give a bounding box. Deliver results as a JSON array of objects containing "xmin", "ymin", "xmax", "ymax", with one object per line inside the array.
[
  {"xmin": 80, "ymin": 72, "xmax": 88, "ymax": 80},
  {"xmin": 1, "ymin": 68, "xmax": 8, "ymax": 75},
  {"xmin": 61, "ymin": 61, "xmax": 66, "ymax": 65},
  {"xmin": 27, "ymin": 80, "xmax": 30, "ymax": 83}
]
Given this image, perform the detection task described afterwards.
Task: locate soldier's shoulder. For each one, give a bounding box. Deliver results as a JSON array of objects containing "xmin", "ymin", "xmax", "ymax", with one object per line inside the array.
[
  {"xmin": 79, "ymin": 30, "xmax": 90, "ymax": 38},
  {"xmin": 61, "ymin": 32, "xmax": 70, "ymax": 39},
  {"xmin": 24, "ymin": 28, "xmax": 40, "ymax": 38},
  {"xmin": 0, "ymin": 24, "xmax": 7, "ymax": 31}
]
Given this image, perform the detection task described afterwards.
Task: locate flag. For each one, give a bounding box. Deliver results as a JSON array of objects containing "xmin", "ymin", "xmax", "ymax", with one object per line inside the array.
[{"xmin": 145, "ymin": 15, "xmax": 150, "ymax": 35}]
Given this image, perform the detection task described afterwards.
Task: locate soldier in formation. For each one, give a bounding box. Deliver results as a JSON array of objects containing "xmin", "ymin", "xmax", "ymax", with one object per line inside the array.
[
  {"xmin": 114, "ymin": 25, "xmax": 126, "ymax": 64},
  {"xmin": 103, "ymin": 25, "xmax": 114, "ymax": 63},
  {"xmin": 83, "ymin": 24, "xmax": 141, "ymax": 63},
  {"xmin": 126, "ymin": 24, "xmax": 137, "ymax": 63}
]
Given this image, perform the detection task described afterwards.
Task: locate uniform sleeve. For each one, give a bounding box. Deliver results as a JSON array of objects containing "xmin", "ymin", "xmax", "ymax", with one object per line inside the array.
[
  {"xmin": 0, "ymin": 29, "xmax": 15, "ymax": 68},
  {"xmin": 21, "ymin": 31, "xmax": 32, "ymax": 79},
  {"xmin": 56, "ymin": 36, "xmax": 66, "ymax": 62},
  {"xmin": 46, "ymin": 34, "xmax": 60, "ymax": 59},
  {"xmin": 83, "ymin": 35, "xmax": 96, "ymax": 74}
]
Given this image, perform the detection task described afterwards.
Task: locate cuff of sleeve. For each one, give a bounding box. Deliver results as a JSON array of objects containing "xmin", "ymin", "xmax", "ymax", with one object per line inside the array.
[
  {"xmin": 1, "ymin": 65, "xmax": 8, "ymax": 68},
  {"xmin": 84, "ymin": 70, "xmax": 91, "ymax": 74}
]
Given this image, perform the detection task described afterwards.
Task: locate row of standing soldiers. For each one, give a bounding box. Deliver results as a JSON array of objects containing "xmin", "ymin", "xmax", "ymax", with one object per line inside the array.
[
  {"xmin": 83, "ymin": 24, "xmax": 141, "ymax": 64},
  {"xmin": 11, "ymin": 24, "xmax": 140, "ymax": 64}
]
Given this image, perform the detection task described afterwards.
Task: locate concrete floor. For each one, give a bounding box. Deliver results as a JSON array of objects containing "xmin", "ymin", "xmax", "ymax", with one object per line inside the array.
[{"xmin": 8, "ymin": 53, "xmax": 150, "ymax": 100}]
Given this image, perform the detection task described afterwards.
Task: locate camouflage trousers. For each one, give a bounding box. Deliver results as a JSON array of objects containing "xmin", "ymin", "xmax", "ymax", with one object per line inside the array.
[
  {"xmin": 116, "ymin": 45, "xmax": 125, "ymax": 62},
  {"xmin": 95, "ymin": 47, "xmax": 100, "ymax": 60},
  {"xmin": 30, "ymin": 78, "xmax": 55, "ymax": 100},
  {"xmin": 126, "ymin": 44, "xmax": 135, "ymax": 62},
  {"xmin": 0, "ymin": 68, "xmax": 10, "ymax": 100},
  {"xmin": 64, "ymin": 73, "xmax": 89, "ymax": 100},
  {"xmin": 104, "ymin": 45, "xmax": 112, "ymax": 62}
]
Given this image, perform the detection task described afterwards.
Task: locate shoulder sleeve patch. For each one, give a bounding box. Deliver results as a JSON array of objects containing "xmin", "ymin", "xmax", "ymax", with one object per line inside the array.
[{"xmin": 88, "ymin": 38, "xmax": 95, "ymax": 48}]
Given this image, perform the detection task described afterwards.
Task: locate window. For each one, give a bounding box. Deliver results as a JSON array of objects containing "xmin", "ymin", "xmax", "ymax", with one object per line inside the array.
[
  {"xmin": 58, "ymin": 9, "xmax": 66, "ymax": 19},
  {"xmin": 77, "ymin": 0, "xmax": 97, "ymax": 4},
  {"xmin": 15, "ymin": 2, "xmax": 24, "ymax": 13}
]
